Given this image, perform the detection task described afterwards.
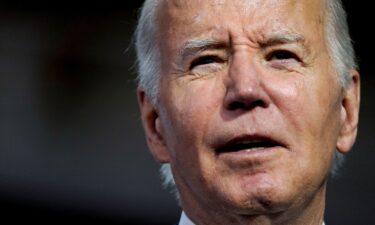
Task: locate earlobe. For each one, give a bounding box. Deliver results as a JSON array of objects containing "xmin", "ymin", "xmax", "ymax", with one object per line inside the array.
[
  {"xmin": 336, "ymin": 70, "xmax": 360, "ymax": 154},
  {"xmin": 137, "ymin": 89, "xmax": 171, "ymax": 163}
]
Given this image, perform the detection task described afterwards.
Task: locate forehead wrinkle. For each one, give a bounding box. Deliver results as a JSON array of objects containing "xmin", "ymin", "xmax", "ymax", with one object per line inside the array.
[{"xmin": 159, "ymin": 0, "xmax": 324, "ymax": 64}]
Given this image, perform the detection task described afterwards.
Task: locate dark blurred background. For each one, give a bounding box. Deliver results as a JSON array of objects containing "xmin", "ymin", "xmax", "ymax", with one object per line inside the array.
[{"xmin": 0, "ymin": 1, "xmax": 373, "ymax": 224}]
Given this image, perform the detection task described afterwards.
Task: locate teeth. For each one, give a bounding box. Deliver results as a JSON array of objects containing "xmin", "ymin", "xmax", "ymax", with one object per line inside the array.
[
  {"xmin": 216, "ymin": 138, "xmax": 281, "ymax": 154},
  {"xmin": 245, "ymin": 148, "xmax": 256, "ymax": 152},
  {"xmin": 244, "ymin": 146, "xmax": 266, "ymax": 151},
  {"xmin": 240, "ymin": 140, "xmax": 263, "ymax": 145},
  {"xmin": 244, "ymin": 146, "xmax": 264, "ymax": 150}
]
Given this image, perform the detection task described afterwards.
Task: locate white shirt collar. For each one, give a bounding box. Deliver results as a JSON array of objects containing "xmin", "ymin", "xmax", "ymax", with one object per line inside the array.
[
  {"xmin": 179, "ymin": 212, "xmax": 195, "ymax": 225},
  {"xmin": 178, "ymin": 212, "xmax": 326, "ymax": 225}
]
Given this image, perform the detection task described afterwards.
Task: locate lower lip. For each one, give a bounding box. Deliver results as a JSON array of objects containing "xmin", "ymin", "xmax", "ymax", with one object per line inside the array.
[{"xmin": 217, "ymin": 146, "xmax": 283, "ymax": 163}]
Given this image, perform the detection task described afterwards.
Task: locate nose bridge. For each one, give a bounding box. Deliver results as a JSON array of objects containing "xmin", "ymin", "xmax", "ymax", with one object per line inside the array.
[
  {"xmin": 228, "ymin": 50, "xmax": 262, "ymax": 95},
  {"xmin": 224, "ymin": 49, "xmax": 269, "ymax": 111}
]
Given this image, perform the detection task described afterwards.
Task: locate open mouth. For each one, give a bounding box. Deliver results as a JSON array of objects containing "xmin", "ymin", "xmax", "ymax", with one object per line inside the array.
[{"xmin": 215, "ymin": 136, "xmax": 283, "ymax": 154}]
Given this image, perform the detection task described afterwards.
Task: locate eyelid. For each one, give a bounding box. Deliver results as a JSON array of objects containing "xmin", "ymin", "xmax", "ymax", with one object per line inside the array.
[
  {"xmin": 189, "ymin": 54, "xmax": 226, "ymax": 70},
  {"xmin": 265, "ymin": 46, "xmax": 306, "ymax": 65},
  {"xmin": 265, "ymin": 49, "xmax": 303, "ymax": 63}
]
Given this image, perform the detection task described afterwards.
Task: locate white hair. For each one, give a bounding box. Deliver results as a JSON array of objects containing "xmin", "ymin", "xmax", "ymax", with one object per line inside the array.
[
  {"xmin": 135, "ymin": 0, "xmax": 357, "ymax": 197},
  {"xmin": 135, "ymin": 0, "xmax": 161, "ymax": 104},
  {"xmin": 325, "ymin": 0, "xmax": 358, "ymax": 175}
]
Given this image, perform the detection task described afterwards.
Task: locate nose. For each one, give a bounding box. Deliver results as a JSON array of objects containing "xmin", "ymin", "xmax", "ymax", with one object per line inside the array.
[{"xmin": 224, "ymin": 53, "xmax": 270, "ymax": 111}]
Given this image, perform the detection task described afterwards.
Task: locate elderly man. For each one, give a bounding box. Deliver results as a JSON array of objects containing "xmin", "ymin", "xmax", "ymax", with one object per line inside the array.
[{"xmin": 135, "ymin": 0, "xmax": 360, "ymax": 224}]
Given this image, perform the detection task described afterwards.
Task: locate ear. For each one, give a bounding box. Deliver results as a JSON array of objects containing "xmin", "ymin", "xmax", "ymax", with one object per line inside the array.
[
  {"xmin": 137, "ymin": 88, "xmax": 171, "ymax": 163},
  {"xmin": 336, "ymin": 70, "xmax": 360, "ymax": 154}
]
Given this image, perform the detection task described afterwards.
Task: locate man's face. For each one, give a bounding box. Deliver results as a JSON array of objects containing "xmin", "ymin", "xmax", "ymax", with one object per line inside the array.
[{"xmin": 139, "ymin": 0, "xmax": 359, "ymax": 223}]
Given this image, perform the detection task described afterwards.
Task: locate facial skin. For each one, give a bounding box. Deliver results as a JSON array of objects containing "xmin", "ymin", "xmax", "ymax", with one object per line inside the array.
[{"xmin": 138, "ymin": 0, "xmax": 360, "ymax": 224}]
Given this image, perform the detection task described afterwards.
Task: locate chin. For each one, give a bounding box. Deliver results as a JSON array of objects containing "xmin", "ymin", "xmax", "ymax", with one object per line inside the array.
[{"xmin": 217, "ymin": 173, "xmax": 295, "ymax": 215}]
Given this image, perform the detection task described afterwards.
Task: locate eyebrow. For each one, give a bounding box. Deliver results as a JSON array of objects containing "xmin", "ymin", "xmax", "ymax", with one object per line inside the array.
[
  {"xmin": 260, "ymin": 32, "xmax": 308, "ymax": 49},
  {"xmin": 178, "ymin": 38, "xmax": 226, "ymax": 64},
  {"xmin": 177, "ymin": 32, "xmax": 309, "ymax": 64}
]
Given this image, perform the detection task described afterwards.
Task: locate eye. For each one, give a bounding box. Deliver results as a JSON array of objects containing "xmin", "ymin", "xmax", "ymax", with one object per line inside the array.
[
  {"xmin": 190, "ymin": 55, "xmax": 223, "ymax": 70},
  {"xmin": 266, "ymin": 50, "xmax": 301, "ymax": 62}
]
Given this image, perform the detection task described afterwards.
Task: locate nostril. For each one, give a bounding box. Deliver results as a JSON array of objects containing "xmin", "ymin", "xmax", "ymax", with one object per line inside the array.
[
  {"xmin": 228, "ymin": 99, "xmax": 266, "ymax": 111},
  {"xmin": 228, "ymin": 101, "xmax": 245, "ymax": 110}
]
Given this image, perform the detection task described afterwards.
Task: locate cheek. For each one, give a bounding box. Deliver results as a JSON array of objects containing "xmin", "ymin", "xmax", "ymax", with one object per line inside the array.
[
  {"xmin": 160, "ymin": 78, "xmax": 224, "ymax": 155},
  {"xmin": 267, "ymin": 78, "xmax": 313, "ymax": 133},
  {"xmin": 266, "ymin": 73, "xmax": 342, "ymax": 171},
  {"xmin": 269, "ymin": 73, "xmax": 340, "ymax": 134}
]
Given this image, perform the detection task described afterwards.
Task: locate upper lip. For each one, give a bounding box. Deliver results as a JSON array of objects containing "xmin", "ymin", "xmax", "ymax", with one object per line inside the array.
[{"xmin": 215, "ymin": 134, "xmax": 286, "ymax": 154}]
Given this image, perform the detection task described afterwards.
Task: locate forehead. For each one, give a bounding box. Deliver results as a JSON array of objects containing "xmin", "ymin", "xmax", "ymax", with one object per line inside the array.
[
  {"xmin": 157, "ymin": 0, "xmax": 325, "ymax": 20},
  {"xmin": 156, "ymin": 0, "xmax": 326, "ymax": 46}
]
